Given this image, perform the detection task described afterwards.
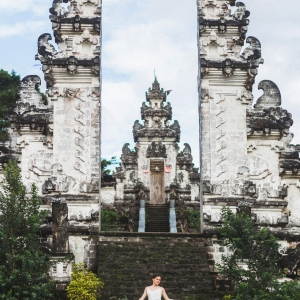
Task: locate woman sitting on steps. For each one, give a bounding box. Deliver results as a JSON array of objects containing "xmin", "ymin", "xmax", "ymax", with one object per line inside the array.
[{"xmin": 139, "ymin": 274, "xmax": 176, "ymax": 300}]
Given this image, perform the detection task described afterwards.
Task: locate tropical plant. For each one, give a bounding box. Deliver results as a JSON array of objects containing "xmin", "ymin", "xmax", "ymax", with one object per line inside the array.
[
  {"xmin": 101, "ymin": 210, "xmax": 118, "ymax": 231},
  {"xmin": 101, "ymin": 156, "xmax": 118, "ymax": 175},
  {"xmin": 217, "ymin": 207, "xmax": 300, "ymax": 300},
  {"xmin": 0, "ymin": 161, "xmax": 54, "ymax": 299},
  {"xmin": 0, "ymin": 69, "xmax": 47, "ymax": 140},
  {"xmin": 66, "ymin": 263, "xmax": 104, "ymax": 300},
  {"xmin": 0, "ymin": 70, "xmax": 20, "ymax": 140},
  {"xmin": 185, "ymin": 209, "xmax": 201, "ymax": 232}
]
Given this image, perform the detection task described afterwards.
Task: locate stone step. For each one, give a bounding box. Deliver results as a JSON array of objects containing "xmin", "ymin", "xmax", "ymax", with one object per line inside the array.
[{"xmin": 97, "ymin": 234, "xmax": 214, "ymax": 300}]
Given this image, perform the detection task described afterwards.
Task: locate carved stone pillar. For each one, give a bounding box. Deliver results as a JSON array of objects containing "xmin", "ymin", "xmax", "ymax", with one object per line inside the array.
[
  {"xmin": 52, "ymin": 197, "xmax": 69, "ymax": 253},
  {"xmin": 169, "ymin": 200, "xmax": 177, "ymax": 233},
  {"xmin": 138, "ymin": 200, "xmax": 146, "ymax": 232}
]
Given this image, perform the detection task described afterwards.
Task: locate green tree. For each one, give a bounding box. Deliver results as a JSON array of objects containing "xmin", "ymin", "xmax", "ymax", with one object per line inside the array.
[
  {"xmin": 66, "ymin": 263, "xmax": 104, "ymax": 300},
  {"xmin": 0, "ymin": 70, "xmax": 21, "ymax": 140},
  {"xmin": 0, "ymin": 161, "xmax": 54, "ymax": 299},
  {"xmin": 101, "ymin": 210, "xmax": 118, "ymax": 231},
  {"xmin": 0, "ymin": 69, "xmax": 47, "ymax": 140},
  {"xmin": 101, "ymin": 156, "xmax": 117, "ymax": 175},
  {"xmin": 218, "ymin": 207, "xmax": 300, "ymax": 300}
]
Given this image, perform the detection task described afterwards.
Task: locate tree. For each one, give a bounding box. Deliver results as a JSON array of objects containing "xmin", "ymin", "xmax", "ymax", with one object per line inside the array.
[
  {"xmin": 218, "ymin": 207, "xmax": 300, "ymax": 300},
  {"xmin": 66, "ymin": 263, "xmax": 104, "ymax": 300},
  {"xmin": 0, "ymin": 161, "xmax": 54, "ymax": 299},
  {"xmin": 101, "ymin": 156, "xmax": 117, "ymax": 175},
  {"xmin": 0, "ymin": 69, "xmax": 47, "ymax": 140},
  {"xmin": 0, "ymin": 70, "xmax": 20, "ymax": 140}
]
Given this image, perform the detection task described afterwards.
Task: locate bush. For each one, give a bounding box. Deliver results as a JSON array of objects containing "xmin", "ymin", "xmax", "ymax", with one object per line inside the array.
[
  {"xmin": 101, "ymin": 210, "xmax": 118, "ymax": 231},
  {"xmin": 218, "ymin": 207, "xmax": 300, "ymax": 300},
  {"xmin": 185, "ymin": 209, "xmax": 201, "ymax": 232},
  {"xmin": 0, "ymin": 161, "xmax": 54, "ymax": 299},
  {"xmin": 66, "ymin": 263, "xmax": 104, "ymax": 300}
]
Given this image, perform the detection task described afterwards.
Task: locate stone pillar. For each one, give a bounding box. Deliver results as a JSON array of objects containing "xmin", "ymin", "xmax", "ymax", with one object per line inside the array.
[
  {"xmin": 52, "ymin": 197, "xmax": 69, "ymax": 253},
  {"xmin": 138, "ymin": 200, "xmax": 146, "ymax": 232},
  {"xmin": 169, "ymin": 200, "xmax": 177, "ymax": 233}
]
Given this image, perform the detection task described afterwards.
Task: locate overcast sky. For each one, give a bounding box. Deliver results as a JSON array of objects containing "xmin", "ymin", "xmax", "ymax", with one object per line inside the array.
[{"xmin": 0, "ymin": 0, "xmax": 299, "ymax": 168}]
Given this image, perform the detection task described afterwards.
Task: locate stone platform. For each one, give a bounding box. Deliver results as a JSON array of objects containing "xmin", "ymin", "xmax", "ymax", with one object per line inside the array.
[{"xmin": 97, "ymin": 232, "xmax": 215, "ymax": 300}]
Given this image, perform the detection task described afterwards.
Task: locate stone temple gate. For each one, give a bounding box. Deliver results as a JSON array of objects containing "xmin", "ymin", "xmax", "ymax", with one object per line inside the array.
[{"xmin": 1, "ymin": 0, "xmax": 300, "ymax": 298}]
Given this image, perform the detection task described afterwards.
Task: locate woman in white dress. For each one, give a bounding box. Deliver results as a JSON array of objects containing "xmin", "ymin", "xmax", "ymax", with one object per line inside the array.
[{"xmin": 139, "ymin": 274, "xmax": 175, "ymax": 300}]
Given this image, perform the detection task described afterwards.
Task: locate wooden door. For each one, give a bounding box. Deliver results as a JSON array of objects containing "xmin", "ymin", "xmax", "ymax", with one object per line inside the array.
[{"xmin": 150, "ymin": 160, "xmax": 165, "ymax": 204}]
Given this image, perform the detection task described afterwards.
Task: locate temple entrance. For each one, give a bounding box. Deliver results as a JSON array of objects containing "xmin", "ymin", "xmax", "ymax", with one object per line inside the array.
[{"xmin": 150, "ymin": 160, "xmax": 165, "ymax": 204}]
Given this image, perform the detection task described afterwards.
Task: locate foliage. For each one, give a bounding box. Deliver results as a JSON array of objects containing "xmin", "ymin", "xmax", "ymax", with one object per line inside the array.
[
  {"xmin": 101, "ymin": 210, "xmax": 118, "ymax": 231},
  {"xmin": 101, "ymin": 156, "xmax": 118, "ymax": 175},
  {"xmin": 0, "ymin": 161, "xmax": 54, "ymax": 299},
  {"xmin": 66, "ymin": 263, "xmax": 104, "ymax": 300},
  {"xmin": 185, "ymin": 209, "xmax": 201, "ymax": 232},
  {"xmin": 0, "ymin": 69, "xmax": 47, "ymax": 140},
  {"xmin": 35, "ymin": 83, "xmax": 48, "ymax": 105},
  {"xmin": 217, "ymin": 207, "xmax": 300, "ymax": 300},
  {"xmin": 0, "ymin": 70, "xmax": 20, "ymax": 140}
]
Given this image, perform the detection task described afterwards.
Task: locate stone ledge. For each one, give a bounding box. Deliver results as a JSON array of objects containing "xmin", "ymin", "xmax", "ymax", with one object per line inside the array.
[{"xmin": 97, "ymin": 231, "xmax": 204, "ymax": 239}]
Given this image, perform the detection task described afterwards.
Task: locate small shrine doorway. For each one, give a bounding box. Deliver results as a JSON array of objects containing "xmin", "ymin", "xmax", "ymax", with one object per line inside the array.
[{"xmin": 150, "ymin": 160, "xmax": 165, "ymax": 204}]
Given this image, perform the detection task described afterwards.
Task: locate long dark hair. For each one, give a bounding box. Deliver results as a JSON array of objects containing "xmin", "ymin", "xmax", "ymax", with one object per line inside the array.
[{"xmin": 152, "ymin": 274, "xmax": 161, "ymax": 279}]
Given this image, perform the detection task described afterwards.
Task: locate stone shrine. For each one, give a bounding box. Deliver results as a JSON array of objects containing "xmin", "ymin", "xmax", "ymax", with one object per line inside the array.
[
  {"xmin": 0, "ymin": 0, "xmax": 102, "ymax": 287},
  {"xmin": 198, "ymin": 0, "xmax": 300, "ymax": 275}
]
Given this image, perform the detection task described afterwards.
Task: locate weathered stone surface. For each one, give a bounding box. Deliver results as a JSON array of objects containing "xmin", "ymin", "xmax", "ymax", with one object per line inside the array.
[{"xmin": 97, "ymin": 233, "xmax": 215, "ymax": 300}]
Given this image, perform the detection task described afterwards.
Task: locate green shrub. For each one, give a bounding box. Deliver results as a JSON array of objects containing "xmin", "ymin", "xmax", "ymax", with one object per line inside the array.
[
  {"xmin": 0, "ymin": 161, "xmax": 54, "ymax": 299},
  {"xmin": 66, "ymin": 263, "xmax": 104, "ymax": 300},
  {"xmin": 101, "ymin": 210, "xmax": 118, "ymax": 231},
  {"xmin": 185, "ymin": 209, "xmax": 201, "ymax": 232},
  {"xmin": 218, "ymin": 207, "xmax": 300, "ymax": 300}
]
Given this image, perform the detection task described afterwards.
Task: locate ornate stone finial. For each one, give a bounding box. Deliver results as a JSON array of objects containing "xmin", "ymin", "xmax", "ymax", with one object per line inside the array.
[
  {"xmin": 152, "ymin": 76, "xmax": 160, "ymax": 91},
  {"xmin": 254, "ymin": 80, "xmax": 282, "ymax": 110},
  {"xmin": 234, "ymin": 2, "xmax": 250, "ymax": 20},
  {"xmin": 50, "ymin": 0, "xmax": 68, "ymax": 17},
  {"xmin": 241, "ymin": 37, "xmax": 262, "ymax": 61},
  {"xmin": 146, "ymin": 76, "xmax": 167, "ymax": 101},
  {"xmin": 36, "ymin": 33, "xmax": 57, "ymax": 61}
]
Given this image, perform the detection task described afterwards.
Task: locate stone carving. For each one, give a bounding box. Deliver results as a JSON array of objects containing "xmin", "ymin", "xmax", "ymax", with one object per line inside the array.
[
  {"xmin": 42, "ymin": 164, "xmax": 75, "ymax": 194},
  {"xmin": 234, "ymin": 2, "xmax": 250, "ymax": 20},
  {"xmin": 232, "ymin": 180, "xmax": 256, "ymax": 196},
  {"xmin": 203, "ymin": 181, "xmax": 222, "ymax": 195},
  {"xmin": 52, "ymin": 199, "xmax": 69, "ymax": 253},
  {"xmin": 280, "ymin": 160, "xmax": 300, "ymax": 175},
  {"xmin": 222, "ymin": 58, "xmax": 234, "ymax": 76},
  {"xmin": 247, "ymin": 107, "xmax": 293, "ymax": 136},
  {"xmin": 50, "ymin": 0, "xmax": 68, "ymax": 17},
  {"xmin": 121, "ymin": 144, "xmax": 137, "ymax": 165},
  {"xmin": 76, "ymin": 28, "xmax": 98, "ymax": 45},
  {"xmin": 36, "ymin": 33, "xmax": 57, "ymax": 60},
  {"xmin": 133, "ymin": 120, "xmax": 144, "ymax": 131},
  {"xmin": 177, "ymin": 144, "xmax": 194, "ymax": 170},
  {"xmin": 241, "ymin": 36, "xmax": 262, "ymax": 61},
  {"xmin": 237, "ymin": 89, "xmax": 253, "ymax": 104},
  {"xmin": 254, "ymin": 80, "xmax": 281, "ymax": 110},
  {"xmin": 146, "ymin": 142, "xmax": 167, "ymax": 158}
]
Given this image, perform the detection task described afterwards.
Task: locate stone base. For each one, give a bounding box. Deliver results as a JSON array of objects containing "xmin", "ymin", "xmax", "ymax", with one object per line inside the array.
[{"xmin": 97, "ymin": 232, "xmax": 215, "ymax": 300}]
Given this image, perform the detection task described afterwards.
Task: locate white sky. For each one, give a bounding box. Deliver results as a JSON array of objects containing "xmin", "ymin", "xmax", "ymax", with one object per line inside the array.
[{"xmin": 0, "ymin": 0, "xmax": 300, "ymax": 169}]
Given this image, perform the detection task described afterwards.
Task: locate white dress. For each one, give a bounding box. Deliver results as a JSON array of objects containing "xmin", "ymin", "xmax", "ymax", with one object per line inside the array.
[{"xmin": 147, "ymin": 288, "xmax": 162, "ymax": 300}]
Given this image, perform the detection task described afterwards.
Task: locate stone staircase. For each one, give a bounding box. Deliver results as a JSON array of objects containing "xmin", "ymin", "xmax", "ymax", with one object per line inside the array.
[
  {"xmin": 97, "ymin": 233, "xmax": 215, "ymax": 300},
  {"xmin": 145, "ymin": 204, "xmax": 169, "ymax": 232}
]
